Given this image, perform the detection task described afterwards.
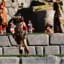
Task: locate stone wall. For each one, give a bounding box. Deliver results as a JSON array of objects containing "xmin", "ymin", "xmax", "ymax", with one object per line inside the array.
[
  {"xmin": 0, "ymin": 33, "xmax": 64, "ymax": 55},
  {"xmin": 0, "ymin": 33, "xmax": 64, "ymax": 64}
]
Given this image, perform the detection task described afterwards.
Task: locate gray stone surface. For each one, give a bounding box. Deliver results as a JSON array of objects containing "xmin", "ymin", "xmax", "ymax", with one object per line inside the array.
[
  {"xmin": 4, "ymin": 47, "xmax": 19, "ymax": 55},
  {"xmin": 21, "ymin": 57, "xmax": 47, "ymax": 64},
  {"xmin": 0, "ymin": 36, "xmax": 10, "ymax": 46},
  {"xmin": 0, "ymin": 48, "xmax": 2, "ymax": 55},
  {"xmin": 46, "ymin": 56, "xmax": 60, "ymax": 64},
  {"xmin": 45, "ymin": 46, "xmax": 59, "ymax": 55},
  {"xmin": 0, "ymin": 57, "xmax": 19, "ymax": 64},
  {"xmin": 8, "ymin": 7, "xmax": 17, "ymax": 17},
  {"xmin": 28, "ymin": 34, "xmax": 49, "ymax": 45},
  {"xmin": 61, "ymin": 57, "xmax": 64, "ymax": 64},
  {"xmin": 61, "ymin": 46, "xmax": 64, "ymax": 54},
  {"xmin": 8, "ymin": 35, "xmax": 17, "ymax": 46},
  {"xmin": 28, "ymin": 46, "xmax": 36, "ymax": 55},
  {"xmin": 36, "ymin": 46, "xmax": 43, "ymax": 55},
  {"xmin": 50, "ymin": 33, "xmax": 64, "ymax": 45},
  {"xmin": 21, "ymin": 56, "xmax": 60, "ymax": 64}
]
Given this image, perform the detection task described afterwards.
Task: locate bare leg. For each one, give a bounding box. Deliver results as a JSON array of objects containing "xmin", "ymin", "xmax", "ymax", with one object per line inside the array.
[
  {"xmin": 23, "ymin": 39, "xmax": 30, "ymax": 54},
  {"xmin": 20, "ymin": 40, "xmax": 24, "ymax": 52}
]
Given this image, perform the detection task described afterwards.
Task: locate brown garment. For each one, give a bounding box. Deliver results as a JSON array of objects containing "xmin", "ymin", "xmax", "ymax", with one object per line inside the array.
[{"xmin": 14, "ymin": 22, "xmax": 28, "ymax": 44}]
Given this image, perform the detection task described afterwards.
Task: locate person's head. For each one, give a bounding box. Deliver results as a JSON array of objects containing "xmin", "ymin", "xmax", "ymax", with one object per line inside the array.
[
  {"xmin": 56, "ymin": 0, "xmax": 60, "ymax": 3},
  {"xmin": 28, "ymin": 20, "xmax": 31, "ymax": 23}
]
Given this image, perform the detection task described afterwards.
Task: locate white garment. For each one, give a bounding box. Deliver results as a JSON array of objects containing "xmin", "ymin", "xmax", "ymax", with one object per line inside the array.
[
  {"xmin": 10, "ymin": 28, "xmax": 15, "ymax": 34},
  {"xmin": 46, "ymin": 10, "xmax": 55, "ymax": 26}
]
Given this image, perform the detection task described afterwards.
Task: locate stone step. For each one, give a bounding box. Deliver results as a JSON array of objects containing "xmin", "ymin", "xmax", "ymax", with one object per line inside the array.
[
  {"xmin": 50, "ymin": 33, "xmax": 64, "ymax": 45},
  {"xmin": 45, "ymin": 46, "xmax": 60, "ymax": 55},
  {"xmin": 28, "ymin": 46, "xmax": 36, "ymax": 55},
  {"xmin": 28, "ymin": 34, "xmax": 49, "ymax": 46},
  {"xmin": 36, "ymin": 46, "xmax": 43, "ymax": 55},
  {"xmin": 0, "ymin": 56, "xmax": 61, "ymax": 64},
  {"xmin": 0, "ymin": 48, "xmax": 2, "ymax": 55},
  {"xmin": 3, "ymin": 47, "xmax": 19, "ymax": 55},
  {"xmin": 0, "ymin": 57, "xmax": 19, "ymax": 64},
  {"xmin": 8, "ymin": 35, "xmax": 17, "ymax": 46},
  {"xmin": 61, "ymin": 46, "xmax": 64, "ymax": 55},
  {"xmin": 0, "ymin": 36, "xmax": 10, "ymax": 47},
  {"xmin": 21, "ymin": 56, "xmax": 60, "ymax": 64},
  {"xmin": 61, "ymin": 57, "xmax": 64, "ymax": 64}
]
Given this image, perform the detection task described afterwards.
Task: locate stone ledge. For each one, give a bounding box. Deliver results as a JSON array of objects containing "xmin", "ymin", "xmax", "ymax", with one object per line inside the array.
[
  {"xmin": 28, "ymin": 34, "xmax": 49, "ymax": 45},
  {"xmin": 0, "ymin": 57, "xmax": 19, "ymax": 64},
  {"xmin": 50, "ymin": 33, "xmax": 64, "ymax": 45},
  {"xmin": 0, "ymin": 36, "xmax": 10, "ymax": 47},
  {"xmin": 3, "ymin": 47, "xmax": 19, "ymax": 55},
  {"xmin": 45, "ymin": 46, "xmax": 60, "ymax": 55}
]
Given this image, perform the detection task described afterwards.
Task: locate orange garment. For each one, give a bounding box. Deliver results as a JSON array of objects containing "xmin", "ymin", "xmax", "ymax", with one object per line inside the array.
[
  {"xmin": 1, "ymin": 1, "xmax": 8, "ymax": 26},
  {"xmin": 2, "ymin": 7, "xmax": 8, "ymax": 25}
]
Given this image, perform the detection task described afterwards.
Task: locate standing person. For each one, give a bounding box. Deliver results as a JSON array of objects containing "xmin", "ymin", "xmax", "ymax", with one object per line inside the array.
[
  {"xmin": 14, "ymin": 16, "xmax": 30, "ymax": 54},
  {"xmin": 45, "ymin": 1, "xmax": 55, "ymax": 34},
  {"xmin": 45, "ymin": 9, "xmax": 55, "ymax": 34},
  {"xmin": 0, "ymin": 0, "xmax": 8, "ymax": 34},
  {"xmin": 53, "ymin": 0, "xmax": 63, "ymax": 33},
  {"xmin": 28, "ymin": 20, "xmax": 33, "ymax": 33}
]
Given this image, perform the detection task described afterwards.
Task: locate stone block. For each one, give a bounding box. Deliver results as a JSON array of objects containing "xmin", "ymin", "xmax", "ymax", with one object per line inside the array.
[
  {"xmin": 50, "ymin": 33, "xmax": 64, "ymax": 45},
  {"xmin": 0, "ymin": 36, "xmax": 10, "ymax": 46},
  {"xmin": 21, "ymin": 57, "xmax": 47, "ymax": 64},
  {"xmin": 36, "ymin": 46, "xmax": 43, "ymax": 55},
  {"xmin": 0, "ymin": 57, "xmax": 19, "ymax": 64},
  {"xmin": 61, "ymin": 57, "xmax": 64, "ymax": 64},
  {"xmin": 28, "ymin": 46, "xmax": 36, "ymax": 55},
  {"xmin": 28, "ymin": 34, "xmax": 49, "ymax": 45},
  {"xmin": 46, "ymin": 56, "xmax": 60, "ymax": 64},
  {"xmin": 61, "ymin": 46, "xmax": 64, "ymax": 54},
  {"xmin": 8, "ymin": 35, "xmax": 17, "ymax": 46},
  {"xmin": 45, "ymin": 46, "xmax": 59, "ymax": 55},
  {"xmin": 0, "ymin": 48, "xmax": 2, "ymax": 55},
  {"xmin": 4, "ymin": 47, "xmax": 19, "ymax": 55}
]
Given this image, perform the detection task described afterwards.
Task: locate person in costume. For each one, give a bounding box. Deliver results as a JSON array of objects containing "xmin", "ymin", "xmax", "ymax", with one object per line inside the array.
[
  {"xmin": 53, "ymin": 0, "xmax": 63, "ymax": 33},
  {"xmin": 0, "ymin": 0, "xmax": 8, "ymax": 34},
  {"xmin": 13, "ymin": 16, "xmax": 30, "ymax": 54}
]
